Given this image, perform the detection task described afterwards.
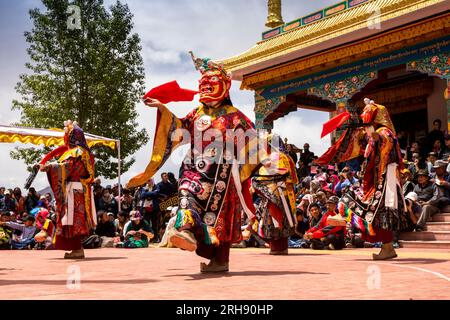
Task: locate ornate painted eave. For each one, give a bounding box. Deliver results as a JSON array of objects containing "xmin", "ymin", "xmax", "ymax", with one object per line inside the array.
[{"xmin": 222, "ymin": 0, "xmax": 448, "ymax": 84}]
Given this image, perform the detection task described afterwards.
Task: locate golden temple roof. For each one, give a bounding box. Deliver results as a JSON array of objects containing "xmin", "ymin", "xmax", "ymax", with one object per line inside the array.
[{"xmin": 222, "ymin": 0, "xmax": 448, "ymax": 76}]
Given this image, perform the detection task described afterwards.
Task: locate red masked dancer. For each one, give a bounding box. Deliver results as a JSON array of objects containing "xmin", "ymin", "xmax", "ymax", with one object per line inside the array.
[
  {"xmin": 127, "ymin": 52, "xmax": 270, "ymax": 272},
  {"xmin": 39, "ymin": 120, "xmax": 96, "ymax": 259},
  {"xmin": 317, "ymin": 99, "xmax": 409, "ymax": 260}
]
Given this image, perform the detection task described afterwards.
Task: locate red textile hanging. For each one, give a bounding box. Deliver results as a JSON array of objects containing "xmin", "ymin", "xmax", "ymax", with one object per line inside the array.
[{"xmin": 143, "ymin": 80, "xmax": 198, "ymax": 104}]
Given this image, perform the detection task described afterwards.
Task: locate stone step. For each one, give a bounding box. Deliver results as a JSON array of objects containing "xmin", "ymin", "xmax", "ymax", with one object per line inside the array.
[
  {"xmin": 399, "ymin": 231, "xmax": 450, "ymax": 241},
  {"xmin": 433, "ymin": 214, "xmax": 450, "ymax": 222},
  {"xmin": 399, "ymin": 240, "xmax": 450, "ymax": 249},
  {"xmin": 426, "ymin": 222, "xmax": 450, "ymax": 231}
]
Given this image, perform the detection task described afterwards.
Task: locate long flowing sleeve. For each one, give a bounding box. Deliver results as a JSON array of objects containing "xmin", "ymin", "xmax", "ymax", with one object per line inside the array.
[{"xmin": 127, "ymin": 104, "xmax": 193, "ymax": 188}]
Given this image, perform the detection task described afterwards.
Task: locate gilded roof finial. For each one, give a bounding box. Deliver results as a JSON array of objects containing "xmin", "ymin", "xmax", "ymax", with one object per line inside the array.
[{"xmin": 266, "ymin": 0, "xmax": 284, "ymax": 28}]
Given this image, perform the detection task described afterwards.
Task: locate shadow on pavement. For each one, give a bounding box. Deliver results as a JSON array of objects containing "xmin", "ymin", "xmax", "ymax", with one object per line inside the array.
[
  {"xmin": 354, "ymin": 258, "xmax": 448, "ymax": 265},
  {"xmin": 0, "ymin": 278, "xmax": 158, "ymax": 286},
  {"xmin": 163, "ymin": 270, "xmax": 328, "ymax": 280},
  {"xmin": 49, "ymin": 257, "xmax": 128, "ymax": 262}
]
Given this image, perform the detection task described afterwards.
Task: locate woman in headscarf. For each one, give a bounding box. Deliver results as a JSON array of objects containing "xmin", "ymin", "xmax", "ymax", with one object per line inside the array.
[{"xmin": 39, "ymin": 120, "xmax": 96, "ymax": 259}]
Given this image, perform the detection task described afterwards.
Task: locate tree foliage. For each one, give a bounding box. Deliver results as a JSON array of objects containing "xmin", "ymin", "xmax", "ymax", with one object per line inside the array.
[{"xmin": 11, "ymin": 0, "xmax": 148, "ymax": 178}]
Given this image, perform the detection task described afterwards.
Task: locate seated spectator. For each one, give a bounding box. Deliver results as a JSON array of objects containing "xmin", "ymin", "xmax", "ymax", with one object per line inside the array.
[
  {"xmin": 44, "ymin": 193, "xmax": 55, "ymax": 213},
  {"xmin": 427, "ymin": 119, "xmax": 445, "ymax": 153},
  {"xmin": 13, "ymin": 188, "xmax": 26, "ymax": 215},
  {"xmin": 333, "ymin": 173, "xmax": 349, "ymax": 197},
  {"xmin": 304, "ymin": 196, "xmax": 346, "ymax": 250},
  {"xmin": 314, "ymin": 191, "xmax": 327, "ymax": 213},
  {"xmin": 404, "ymin": 192, "xmax": 421, "ymax": 230},
  {"xmin": 431, "ymin": 139, "xmax": 445, "ymax": 159},
  {"xmin": 408, "ymin": 152, "xmax": 426, "ymax": 179},
  {"xmin": 442, "ymin": 134, "xmax": 450, "ymax": 161},
  {"xmin": 121, "ymin": 211, "xmax": 154, "ymax": 248},
  {"xmin": 95, "ymin": 211, "xmax": 117, "ymax": 238},
  {"xmin": 97, "ymin": 188, "xmax": 118, "ymax": 217},
  {"xmin": 326, "ymin": 165, "xmax": 339, "ymax": 190},
  {"xmin": 414, "ymin": 169, "xmax": 434, "ymax": 204},
  {"xmin": 115, "ymin": 211, "xmax": 130, "ymax": 238},
  {"xmin": 298, "ymin": 203, "xmax": 323, "ymax": 249},
  {"xmin": 401, "ymin": 169, "xmax": 415, "ymax": 196},
  {"xmin": 241, "ymin": 221, "xmax": 268, "ymax": 248},
  {"xmin": 159, "ymin": 207, "xmax": 179, "ymax": 248},
  {"xmin": 407, "ymin": 141, "xmax": 422, "ymax": 161},
  {"xmin": 308, "ymin": 203, "xmax": 323, "ymax": 229},
  {"xmin": 107, "ymin": 212, "xmax": 115, "ymax": 224},
  {"xmin": 1, "ymin": 190, "xmax": 17, "ymax": 213},
  {"xmin": 118, "ymin": 188, "xmax": 133, "ymax": 215},
  {"xmin": 24, "ymin": 188, "xmax": 39, "ymax": 214},
  {"xmin": 294, "ymin": 194, "xmax": 313, "ymax": 237},
  {"xmin": 0, "ymin": 212, "xmax": 13, "ymax": 249},
  {"xmin": 426, "ymin": 152, "xmax": 438, "ymax": 174},
  {"xmin": 34, "ymin": 209, "xmax": 55, "ymax": 249},
  {"xmin": 416, "ymin": 161, "xmax": 450, "ymax": 231},
  {"xmin": 0, "ymin": 215, "xmax": 37, "ymax": 250}
]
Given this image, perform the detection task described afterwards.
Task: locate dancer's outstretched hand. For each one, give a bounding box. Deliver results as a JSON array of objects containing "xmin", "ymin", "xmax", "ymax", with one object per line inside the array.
[{"xmin": 143, "ymin": 97, "xmax": 164, "ymax": 108}]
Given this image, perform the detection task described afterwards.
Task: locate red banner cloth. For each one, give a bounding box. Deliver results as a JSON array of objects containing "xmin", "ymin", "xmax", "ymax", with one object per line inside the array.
[
  {"xmin": 143, "ymin": 81, "xmax": 198, "ymax": 104},
  {"xmin": 321, "ymin": 111, "xmax": 351, "ymax": 138}
]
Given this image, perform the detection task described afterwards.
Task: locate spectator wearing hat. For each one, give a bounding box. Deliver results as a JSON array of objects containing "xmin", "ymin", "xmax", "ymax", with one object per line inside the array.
[
  {"xmin": 0, "ymin": 190, "xmax": 17, "ymax": 213},
  {"xmin": 415, "ymin": 161, "xmax": 450, "ymax": 231},
  {"xmin": 413, "ymin": 170, "xmax": 434, "ymax": 204},
  {"xmin": 401, "ymin": 169, "xmax": 415, "ymax": 196},
  {"xmin": 304, "ymin": 196, "xmax": 346, "ymax": 250},
  {"xmin": 326, "ymin": 165, "xmax": 339, "ymax": 190},
  {"xmin": 0, "ymin": 215, "xmax": 36, "ymax": 249},
  {"xmin": 122, "ymin": 211, "xmax": 154, "ymax": 248}
]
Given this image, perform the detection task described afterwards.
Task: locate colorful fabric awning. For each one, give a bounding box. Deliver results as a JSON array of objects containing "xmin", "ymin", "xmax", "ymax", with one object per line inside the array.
[{"xmin": 0, "ymin": 125, "xmax": 117, "ymax": 150}]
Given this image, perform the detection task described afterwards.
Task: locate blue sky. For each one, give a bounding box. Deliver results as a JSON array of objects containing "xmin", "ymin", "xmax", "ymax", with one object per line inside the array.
[{"xmin": 0, "ymin": 0, "xmax": 334, "ymax": 189}]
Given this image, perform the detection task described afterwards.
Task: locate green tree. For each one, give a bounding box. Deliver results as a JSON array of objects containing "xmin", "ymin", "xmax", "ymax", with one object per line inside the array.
[{"xmin": 11, "ymin": 0, "xmax": 148, "ymax": 179}]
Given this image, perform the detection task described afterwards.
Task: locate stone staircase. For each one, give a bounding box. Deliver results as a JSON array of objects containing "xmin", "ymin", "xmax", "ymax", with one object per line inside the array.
[{"xmin": 399, "ymin": 212, "xmax": 450, "ymax": 249}]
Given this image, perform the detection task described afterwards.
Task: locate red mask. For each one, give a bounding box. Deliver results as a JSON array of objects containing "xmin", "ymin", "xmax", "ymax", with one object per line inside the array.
[{"xmin": 198, "ymin": 70, "xmax": 230, "ymax": 104}]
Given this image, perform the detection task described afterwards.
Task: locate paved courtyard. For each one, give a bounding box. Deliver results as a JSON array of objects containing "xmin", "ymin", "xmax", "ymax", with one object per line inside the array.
[{"xmin": 1, "ymin": 247, "xmax": 449, "ymax": 300}]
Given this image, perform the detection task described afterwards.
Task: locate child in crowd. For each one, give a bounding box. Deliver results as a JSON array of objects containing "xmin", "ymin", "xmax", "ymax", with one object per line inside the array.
[
  {"xmin": 304, "ymin": 196, "xmax": 346, "ymax": 250},
  {"xmin": 34, "ymin": 209, "xmax": 55, "ymax": 249},
  {"xmin": 0, "ymin": 212, "xmax": 13, "ymax": 249},
  {"xmin": 0, "ymin": 215, "xmax": 37, "ymax": 249}
]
